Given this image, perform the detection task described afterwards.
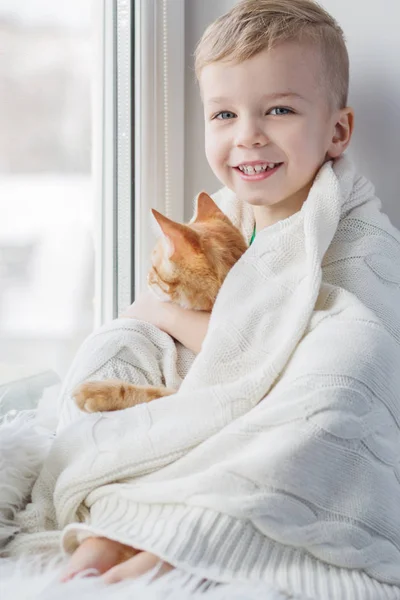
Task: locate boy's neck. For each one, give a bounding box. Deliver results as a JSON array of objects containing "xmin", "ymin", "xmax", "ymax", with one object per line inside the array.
[
  {"xmin": 251, "ymin": 182, "xmax": 313, "ymax": 232},
  {"xmin": 252, "ymin": 198, "xmax": 303, "ymax": 232}
]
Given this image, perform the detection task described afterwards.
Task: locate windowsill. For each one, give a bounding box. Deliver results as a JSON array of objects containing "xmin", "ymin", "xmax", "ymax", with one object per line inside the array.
[{"xmin": 0, "ymin": 363, "xmax": 60, "ymax": 418}]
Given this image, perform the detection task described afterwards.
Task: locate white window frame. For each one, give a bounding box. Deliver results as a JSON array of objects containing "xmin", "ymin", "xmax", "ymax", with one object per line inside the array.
[{"xmin": 94, "ymin": 0, "xmax": 185, "ymax": 326}]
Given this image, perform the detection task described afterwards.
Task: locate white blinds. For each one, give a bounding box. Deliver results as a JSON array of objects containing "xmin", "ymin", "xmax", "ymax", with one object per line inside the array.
[
  {"xmin": 95, "ymin": 0, "xmax": 185, "ymax": 324},
  {"xmin": 133, "ymin": 0, "xmax": 185, "ymax": 297}
]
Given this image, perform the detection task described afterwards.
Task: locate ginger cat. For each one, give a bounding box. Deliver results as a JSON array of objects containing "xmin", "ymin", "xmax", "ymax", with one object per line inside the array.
[{"xmin": 74, "ymin": 191, "xmax": 248, "ymax": 413}]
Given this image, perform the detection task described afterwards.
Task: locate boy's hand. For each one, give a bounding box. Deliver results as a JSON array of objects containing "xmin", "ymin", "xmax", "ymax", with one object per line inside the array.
[
  {"xmin": 120, "ymin": 291, "xmax": 211, "ymax": 354},
  {"xmin": 119, "ymin": 291, "xmax": 169, "ymax": 331}
]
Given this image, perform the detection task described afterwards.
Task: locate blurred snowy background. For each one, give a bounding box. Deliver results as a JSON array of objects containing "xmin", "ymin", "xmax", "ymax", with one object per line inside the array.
[{"xmin": 0, "ymin": 0, "xmax": 95, "ymax": 411}]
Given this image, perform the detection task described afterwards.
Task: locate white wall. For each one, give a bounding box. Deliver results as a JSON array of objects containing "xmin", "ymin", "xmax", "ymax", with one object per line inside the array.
[
  {"xmin": 184, "ymin": 0, "xmax": 400, "ymax": 228},
  {"xmin": 184, "ymin": 1, "xmax": 237, "ymax": 219}
]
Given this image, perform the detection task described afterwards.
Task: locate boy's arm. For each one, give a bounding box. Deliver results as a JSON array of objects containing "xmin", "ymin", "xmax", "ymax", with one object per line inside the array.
[
  {"xmin": 159, "ymin": 302, "xmax": 210, "ymax": 354},
  {"xmin": 120, "ymin": 291, "xmax": 210, "ymax": 354}
]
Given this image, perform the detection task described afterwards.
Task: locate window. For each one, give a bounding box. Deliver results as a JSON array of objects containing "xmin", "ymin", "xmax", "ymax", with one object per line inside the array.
[
  {"xmin": 0, "ymin": 0, "xmax": 95, "ymax": 420},
  {"xmin": 0, "ymin": 0, "xmax": 186, "ymax": 423}
]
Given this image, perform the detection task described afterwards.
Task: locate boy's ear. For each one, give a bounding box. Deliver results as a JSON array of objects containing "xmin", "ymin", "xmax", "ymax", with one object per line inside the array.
[
  {"xmin": 326, "ymin": 107, "xmax": 355, "ymax": 159},
  {"xmin": 191, "ymin": 191, "xmax": 226, "ymax": 223},
  {"xmin": 151, "ymin": 209, "xmax": 200, "ymax": 258}
]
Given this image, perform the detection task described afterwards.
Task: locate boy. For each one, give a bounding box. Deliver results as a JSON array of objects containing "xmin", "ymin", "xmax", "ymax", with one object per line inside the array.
[
  {"xmin": 122, "ymin": 0, "xmax": 353, "ymax": 354},
  {"xmin": 62, "ymin": 0, "xmax": 356, "ymax": 583}
]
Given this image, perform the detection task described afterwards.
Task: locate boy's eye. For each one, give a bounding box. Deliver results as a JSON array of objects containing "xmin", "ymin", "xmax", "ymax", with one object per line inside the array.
[
  {"xmin": 269, "ymin": 107, "xmax": 293, "ymax": 116},
  {"xmin": 213, "ymin": 107, "xmax": 293, "ymax": 120},
  {"xmin": 214, "ymin": 111, "xmax": 236, "ymax": 120}
]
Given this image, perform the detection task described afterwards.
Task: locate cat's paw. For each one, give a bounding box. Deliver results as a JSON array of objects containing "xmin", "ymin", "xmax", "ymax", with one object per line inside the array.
[{"xmin": 73, "ymin": 381, "xmax": 119, "ymax": 413}]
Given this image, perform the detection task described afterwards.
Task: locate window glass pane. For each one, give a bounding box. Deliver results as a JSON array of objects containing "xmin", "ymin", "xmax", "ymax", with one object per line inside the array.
[{"xmin": 0, "ymin": 0, "xmax": 95, "ymax": 420}]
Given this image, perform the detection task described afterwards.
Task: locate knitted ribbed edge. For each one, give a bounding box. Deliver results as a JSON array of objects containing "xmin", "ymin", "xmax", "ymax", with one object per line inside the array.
[{"xmin": 62, "ymin": 498, "xmax": 400, "ymax": 600}]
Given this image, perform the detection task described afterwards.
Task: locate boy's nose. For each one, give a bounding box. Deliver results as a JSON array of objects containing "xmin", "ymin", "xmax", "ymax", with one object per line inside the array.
[{"xmin": 234, "ymin": 122, "xmax": 270, "ymax": 148}]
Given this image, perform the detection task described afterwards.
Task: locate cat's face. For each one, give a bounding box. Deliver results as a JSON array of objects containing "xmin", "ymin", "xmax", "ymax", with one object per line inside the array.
[{"xmin": 147, "ymin": 192, "xmax": 248, "ymax": 311}]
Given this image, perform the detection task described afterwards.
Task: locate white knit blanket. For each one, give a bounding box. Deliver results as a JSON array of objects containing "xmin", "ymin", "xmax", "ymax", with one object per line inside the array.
[
  {"xmin": 0, "ymin": 412, "xmax": 296, "ymax": 600},
  {"xmin": 5, "ymin": 156, "xmax": 400, "ymax": 600}
]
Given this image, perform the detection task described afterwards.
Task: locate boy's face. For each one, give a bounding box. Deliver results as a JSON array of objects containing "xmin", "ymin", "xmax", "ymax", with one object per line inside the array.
[{"xmin": 200, "ymin": 41, "xmax": 352, "ymax": 223}]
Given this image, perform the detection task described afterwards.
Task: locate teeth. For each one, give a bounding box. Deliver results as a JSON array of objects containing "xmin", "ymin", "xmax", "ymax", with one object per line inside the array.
[{"xmin": 238, "ymin": 163, "xmax": 279, "ymax": 174}]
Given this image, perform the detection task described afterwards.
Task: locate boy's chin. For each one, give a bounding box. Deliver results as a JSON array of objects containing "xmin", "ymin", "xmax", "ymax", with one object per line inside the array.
[{"xmin": 224, "ymin": 180, "xmax": 287, "ymax": 208}]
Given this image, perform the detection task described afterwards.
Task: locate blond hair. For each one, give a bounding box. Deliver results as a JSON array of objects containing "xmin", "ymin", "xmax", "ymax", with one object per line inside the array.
[{"xmin": 194, "ymin": 0, "xmax": 349, "ymax": 110}]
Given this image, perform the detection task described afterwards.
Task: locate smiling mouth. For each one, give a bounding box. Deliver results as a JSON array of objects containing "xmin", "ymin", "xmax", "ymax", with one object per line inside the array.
[
  {"xmin": 236, "ymin": 162, "xmax": 283, "ymax": 174},
  {"xmin": 233, "ymin": 162, "xmax": 283, "ymax": 180}
]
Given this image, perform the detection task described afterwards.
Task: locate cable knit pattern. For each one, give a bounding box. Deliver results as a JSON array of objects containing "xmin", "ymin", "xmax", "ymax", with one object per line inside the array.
[{"xmin": 6, "ymin": 156, "xmax": 400, "ymax": 600}]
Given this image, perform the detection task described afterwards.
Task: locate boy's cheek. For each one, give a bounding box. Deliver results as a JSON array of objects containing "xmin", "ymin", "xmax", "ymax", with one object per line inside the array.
[{"xmin": 205, "ymin": 141, "xmax": 218, "ymax": 167}]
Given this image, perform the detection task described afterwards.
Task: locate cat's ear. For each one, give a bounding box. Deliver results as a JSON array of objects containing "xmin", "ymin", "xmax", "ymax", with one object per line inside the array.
[
  {"xmin": 192, "ymin": 191, "xmax": 226, "ymax": 223},
  {"xmin": 151, "ymin": 209, "xmax": 200, "ymax": 258}
]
